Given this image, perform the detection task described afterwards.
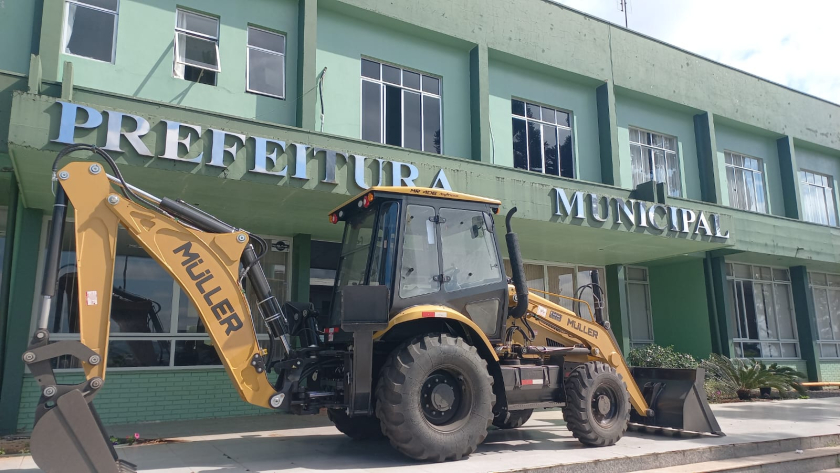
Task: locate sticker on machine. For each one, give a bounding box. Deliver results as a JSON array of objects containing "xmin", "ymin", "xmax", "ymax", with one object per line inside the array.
[
  {"xmin": 86, "ymin": 291, "xmax": 98, "ymax": 306},
  {"xmin": 521, "ymin": 379, "xmax": 544, "ymax": 386},
  {"xmin": 421, "ymin": 311, "xmax": 447, "ymax": 318},
  {"xmin": 536, "ymin": 306, "xmax": 548, "ymax": 317}
]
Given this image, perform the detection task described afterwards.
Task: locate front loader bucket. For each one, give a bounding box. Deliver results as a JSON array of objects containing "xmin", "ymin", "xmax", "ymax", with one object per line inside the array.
[
  {"xmin": 629, "ymin": 367, "xmax": 724, "ymax": 436},
  {"xmin": 30, "ymin": 390, "xmax": 136, "ymax": 473}
]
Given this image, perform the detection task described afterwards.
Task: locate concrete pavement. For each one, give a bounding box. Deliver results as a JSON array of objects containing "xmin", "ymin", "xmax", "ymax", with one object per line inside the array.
[{"xmin": 2, "ymin": 397, "xmax": 840, "ymax": 472}]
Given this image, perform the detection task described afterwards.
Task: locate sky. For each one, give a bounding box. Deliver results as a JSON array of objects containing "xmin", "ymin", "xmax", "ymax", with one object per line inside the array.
[{"xmin": 552, "ymin": 0, "xmax": 840, "ymax": 105}]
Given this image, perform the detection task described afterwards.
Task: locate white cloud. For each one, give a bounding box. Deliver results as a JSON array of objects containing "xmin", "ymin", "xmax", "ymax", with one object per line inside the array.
[{"xmin": 553, "ymin": 0, "xmax": 840, "ymax": 105}]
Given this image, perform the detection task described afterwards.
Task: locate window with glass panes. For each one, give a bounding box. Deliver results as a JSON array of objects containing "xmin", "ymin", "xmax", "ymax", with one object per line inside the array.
[
  {"xmin": 625, "ymin": 266, "xmax": 654, "ymax": 348},
  {"xmin": 725, "ymin": 152, "xmax": 767, "ymax": 213},
  {"xmin": 629, "ymin": 127, "xmax": 681, "ymax": 197},
  {"xmin": 503, "ymin": 260, "xmax": 605, "ymax": 321},
  {"xmin": 64, "ymin": 0, "xmax": 119, "ymax": 63},
  {"xmin": 246, "ymin": 27, "xmax": 286, "ymax": 99},
  {"xmin": 800, "ymin": 170, "xmax": 837, "ymax": 226},
  {"xmin": 511, "ymin": 100, "xmax": 574, "ymax": 178},
  {"xmin": 360, "ymin": 59, "xmax": 441, "ymax": 154},
  {"xmin": 809, "ymin": 272, "xmax": 840, "ymax": 359},
  {"xmin": 727, "ymin": 263, "xmax": 799, "ymax": 359},
  {"xmin": 39, "ymin": 220, "xmax": 289, "ymax": 369},
  {"xmin": 173, "ymin": 9, "xmax": 220, "ymax": 86}
]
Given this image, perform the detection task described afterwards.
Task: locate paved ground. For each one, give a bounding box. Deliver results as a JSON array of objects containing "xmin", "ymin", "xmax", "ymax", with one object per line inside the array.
[{"xmin": 3, "ymin": 397, "xmax": 840, "ymax": 473}]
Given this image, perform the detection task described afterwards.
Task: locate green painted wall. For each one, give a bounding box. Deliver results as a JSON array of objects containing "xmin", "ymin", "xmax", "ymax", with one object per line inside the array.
[
  {"xmin": 646, "ymin": 259, "xmax": 714, "ymax": 359},
  {"xmin": 714, "ymin": 121, "xmax": 785, "ymax": 216},
  {"xmin": 0, "ymin": 0, "xmax": 37, "ymax": 74},
  {"xmin": 52, "ymin": 0, "xmax": 299, "ymax": 124},
  {"xmin": 16, "ymin": 370, "xmax": 276, "ymax": 431},
  {"xmin": 488, "ymin": 57, "xmax": 602, "ymax": 183},
  {"xmin": 0, "ymin": 72, "xmax": 29, "ymax": 155},
  {"xmin": 615, "ymin": 92, "xmax": 702, "ymax": 200},
  {"xmin": 314, "ymin": 6, "xmax": 472, "ymax": 159}
]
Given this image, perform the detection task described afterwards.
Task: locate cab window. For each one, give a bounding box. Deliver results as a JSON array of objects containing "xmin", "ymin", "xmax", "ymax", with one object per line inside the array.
[
  {"xmin": 439, "ymin": 208, "xmax": 502, "ymax": 292},
  {"xmin": 399, "ymin": 205, "xmax": 440, "ymax": 298}
]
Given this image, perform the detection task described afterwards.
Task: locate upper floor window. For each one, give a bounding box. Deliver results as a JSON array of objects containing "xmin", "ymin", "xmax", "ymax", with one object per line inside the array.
[
  {"xmin": 247, "ymin": 27, "xmax": 286, "ymax": 99},
  {"xmin": 725, "ymin": 151, "xmax": 766, "ymax": 213},
  {"xmin": 64, "ymin": 0, "xmax": 119, "ymax": 63},
  {"xmin": 511, "ymin": 100, "xmax": 574, "ymax": 178},
  {"xmin": 174, "ymin": 9, "xmax": 220, "ymax": 86},
  {"xmin": 800, "ymin": 170, "xmax": 836, "ymax": 226},
  {"xmin": 361, "ymin": 59, "xmax": 441, "ymax": 154},
  {"xmin": 629, "ymin": 127, "xmax": 681, "ymax": 197}
]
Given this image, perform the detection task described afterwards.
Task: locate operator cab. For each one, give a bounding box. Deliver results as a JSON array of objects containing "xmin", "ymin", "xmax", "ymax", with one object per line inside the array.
[{"xmin": 326, "ymin": 187, "xmax": 508, "ymax": 341}]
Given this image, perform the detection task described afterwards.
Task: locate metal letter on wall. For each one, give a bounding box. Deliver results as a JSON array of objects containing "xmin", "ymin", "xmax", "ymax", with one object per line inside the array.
[
  {"xmin": 680, "ymin": 208, "xmax": 696, "ymax": 234},
  {"xmin": 160, "ymin": 120, "xmax": 202, "ymax": 163},
  {"xmin": 291, "ymin": 143, "xmax": 310, "ymax": 180},
  {"xmin": 53, "ymin": 101, "xmax": 103, "ymax": 145},
  {"xmin": 209, "ymin": 129, "xmax": 247, "ymax": 168},
  {"xmin": 712, "ymin": 214, "xmax": 730, "ymax": 239},
  {"xmin": 314, "ymin": 148, "xmax": 348, "ymax": 185},
  {"xmin": 431, "ymin": 169, "xmax": 452, "ymax": 190},
  {"xmin": 613, "ymin": 198, "xmax": 635, "ymax": 225},
  {"xmin": 589, "ymin": 193, "xmax": 609, "ymax": 222},
  {"xmin": 391, "ymin": 161, "xmax": 419, "ymax": 187},
  {"xmin": 251, "ymin": 137, "xmax": 287, "ymax": 176},
  {"xmin": 554, "ymin": 188, "xmax": 585, "ymax": 219},
  {"xmin": 103, "ymin": 111, "xmax": 153, "ymax": 156},
  {"xmin": 696, "ymin": 212, "xmax": 712, "ymax": 236},
  {"xmin": 647, "ymin": 204, "xmax": 666, "ymax": 231}
]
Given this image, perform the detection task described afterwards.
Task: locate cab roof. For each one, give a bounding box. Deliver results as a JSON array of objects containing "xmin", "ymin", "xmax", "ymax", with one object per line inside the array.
[{"xmin": 329, "ymin": 186, "xmax": 502, "ymax": 215}]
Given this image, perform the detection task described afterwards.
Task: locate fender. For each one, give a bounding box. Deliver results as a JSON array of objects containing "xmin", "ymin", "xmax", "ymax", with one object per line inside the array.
[{"xmin": 374, "ymin": 305, "xmax": 499, "ymax": 361}]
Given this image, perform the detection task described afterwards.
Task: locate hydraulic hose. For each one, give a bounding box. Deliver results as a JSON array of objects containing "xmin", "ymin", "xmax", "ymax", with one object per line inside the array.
[{"xmin": 505, "ymin": 207, "xmax": 529, "ymax": 319}]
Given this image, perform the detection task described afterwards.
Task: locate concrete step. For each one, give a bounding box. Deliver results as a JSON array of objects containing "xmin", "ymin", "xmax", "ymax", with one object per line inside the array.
[{"xmin": 634, "ymin": 446, "xmax": 840, "ymax": 473}]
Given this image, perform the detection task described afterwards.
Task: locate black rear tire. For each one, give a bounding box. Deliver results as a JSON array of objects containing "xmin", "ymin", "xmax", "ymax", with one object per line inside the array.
[
  {"xmin": 492, "ymin": 409, "xmax": 533, "ymax": 429},
  {"xmin": 327, "ymin": 408, "xmax": 383, "ymax": 440},
  {"xmin": 562, "ymin": 361, "xmax": 630, "ymax": 446},
  {"xmin": 376, "ymin": 333, "xmax": 494, "ymax": 461}
]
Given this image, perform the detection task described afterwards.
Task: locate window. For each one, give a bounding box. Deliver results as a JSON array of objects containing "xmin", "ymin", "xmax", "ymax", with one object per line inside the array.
[
  {"xmin": 727, "ymin": 263, "xmax": 799, "ymax": 359},
  {"xmin": 361, "ymin": 58, "xmax": 441, "ymax": 154},
  {"xmin": 800, "ymin": 170, "xmax": 837, "ymax": 226},
  {"xmin": 625, "ymin": 266, "xmax": 654, "ymax": 348},
  {"xmin": 399, "ymin": 205, "xmax": 440, "ymax": 298},
  {"xmin": 629, "ymin": 128, "xmax": 681, "ymax": 197},
  {"xmin": 174, "ymin": 9, "xmax": 220, "ymax": 86},
  {"xmin": 511, "ymin": 99, "xmax": 574, "ymax": 178},
  {"xmin": 39, "ymin": 221, "xmax": 289, "ymax": 369},
  {"xmin": 725, "ymin": 152, "xmax": 767, "ymax": 213},
  {"xmin": 64, "ymin": 0, "xmax": 119, "ymax": 63},
  {"xmin": 247, "ymin": 27, "xmax": 285, "ymax": 98},
  {"xmin": 439, "ymin": 208, "xmax": 502, "ymax": 292},
  {"xmin": 809, "ymin": 272, "xmax": 840, "ymax": 358},
  {"xmin": 503, "ymin": 260, "xmax": 606, "ymax": 322}
]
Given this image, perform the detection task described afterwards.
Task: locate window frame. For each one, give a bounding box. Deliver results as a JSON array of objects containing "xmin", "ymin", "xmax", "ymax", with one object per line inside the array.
[
  {"xmin": 725, "ymin": 151, "xmax": 768, "ymax": 214},
  {"xmin": 625, "ymin": 265, "xmax": 654, "ymax": 348},
  {"xmin": 359, "ymin": 58, "xmax": 443, "ymax": 155},
  {"xmin": 809, "ymin": 271, "xmax": 840, "ymax": 359},
  {"xmin": 726, "ymin": 262, "xmax": 800, "ymax": 360},
  {"xmin": 510, "ymin": 97, "xmax": 575, "ymax": 178},
  {"xmin": 245, "ymin": 26, "xmax": 286, "ymax": 99},
  {"xmin": 63, "ymin": 0, "xmax": 120, "ymax": 64},
  {"xmin": 799, "ymin": 169, "xmax": 837, "ymax": 226},
  {"xmin": 628, "ymin": 126, "xmax": 682, "ymax": 198},
  {"xmin": 173, "ymin": 8, "xmax": 221, "ymax": 85},
  {"xmin": 29, "ymin": 216, "xmax": 292, "ymax": 371}
]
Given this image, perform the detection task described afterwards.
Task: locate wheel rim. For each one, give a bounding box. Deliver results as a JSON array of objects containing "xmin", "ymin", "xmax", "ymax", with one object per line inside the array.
[
  {"xmin": 420, "ymin": 369, "xmax": 471, "ymax": 430},
  {"xmin": 591, "ymin": 384, "xmax": 620, "ymax": 427}
]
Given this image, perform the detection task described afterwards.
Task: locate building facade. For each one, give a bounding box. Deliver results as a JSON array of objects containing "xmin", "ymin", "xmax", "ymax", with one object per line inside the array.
[{"xmin": 1, "ymin": 0, "xmax": 839, "ymax": 433}]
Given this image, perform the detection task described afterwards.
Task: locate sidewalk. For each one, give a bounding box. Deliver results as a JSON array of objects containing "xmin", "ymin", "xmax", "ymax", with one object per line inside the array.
[{"xmin": 3, "ymin": 397, "xmax": 840, "ymax": 473}]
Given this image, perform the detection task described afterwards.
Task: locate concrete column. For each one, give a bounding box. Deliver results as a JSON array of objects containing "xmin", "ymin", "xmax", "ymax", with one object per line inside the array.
[
  {"xmin": 469, "ymin": 44, "xmax": 492, "ymax": 163},
  {"xmin": 789, "ymin": 266, "xmax": 821, "ymax": 381},
  {"xmin": 290, "ymin": 233, "xmax": 311, "ymax": 303},
  {"xmin": 596, "ymin": 82, "xmax": 621, "ymax": 187},
  {"xmin": 777, "ymin": 136, "xmax": 802, "ymax": 220},
  {"xmin": 693, "ymin": 112, "xmax": 722, "ymax": 204},
  {"xmin": 605, "ymin": 264, "xmax": 630, "ymax": 354},
  {"xmin": 0, "ymin": 204, "xmax": 43, "ymax": 434},
  {"xmin": 707, "ymin": 254, "xmax": 734, "ymax": 357},
  {"xmin": 36, "ymin": 0, "xmax": 62, "ymax": 82},
  {"xmin": 0, "ymin": 179, "xmax": 19, "ymax": 398},
  {"xmin": 296, "ymin": 0, "xmax": 318, "ymax": 130}
]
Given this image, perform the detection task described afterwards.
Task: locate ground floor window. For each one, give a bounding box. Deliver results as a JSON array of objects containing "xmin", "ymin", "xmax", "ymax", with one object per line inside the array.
[
  {"xmin": 36, "ymin": 219, "xmax": 290, "ymax": 369},
  {"xmin": 727, "ymin": 263, "xmax": 799, "ymax": 359},
  {"xmin": 504, "ymin": 259, "xmax": 606, "ymax": 321},
  {"xmin": 810, "ymin": 272, "xmax": 840, "ymax": 358},
  {"xmin": 625, "ymin": 266, "xmax": 654, "ymax": 348}
]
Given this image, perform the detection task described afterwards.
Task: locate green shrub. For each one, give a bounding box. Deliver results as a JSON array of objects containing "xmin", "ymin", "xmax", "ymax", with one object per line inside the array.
[
  {"xmin": 627, "ymin": 344, "xmax": 699, "ymax": 369},
  {"xmin": 701, "ymin": 354, "xmax": 807, "ymax": 398}
]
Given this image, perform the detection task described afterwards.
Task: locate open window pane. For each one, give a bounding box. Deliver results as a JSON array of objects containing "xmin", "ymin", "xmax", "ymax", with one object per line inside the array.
[
  {"xmin": 176, "ymin": 32, "xmax": 220, "ymax": 71},
  {"xmin": 65, "ymin": 3, "xmax": 116, "ymax": 62}
]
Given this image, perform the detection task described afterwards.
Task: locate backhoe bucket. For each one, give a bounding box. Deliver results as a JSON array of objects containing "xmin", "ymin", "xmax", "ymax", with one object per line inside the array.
[
  {"xmin": 629, "ymin": 367, "xmax": 724, "ymax": 436},
  {"xmin": 30, "ymin": 390, "xmax": 136, "ymax": 473}
]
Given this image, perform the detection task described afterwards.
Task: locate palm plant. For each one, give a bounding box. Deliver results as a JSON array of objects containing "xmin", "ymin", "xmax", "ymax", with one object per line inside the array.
[{"xmin": 702, "ymin": 354, "xmax": 806, "ymax": 400}]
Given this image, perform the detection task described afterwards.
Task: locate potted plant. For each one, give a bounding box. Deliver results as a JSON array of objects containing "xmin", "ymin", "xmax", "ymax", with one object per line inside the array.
[{"xmin": 702, "ymin": 355, "xmax": 805, "ymax": 401}]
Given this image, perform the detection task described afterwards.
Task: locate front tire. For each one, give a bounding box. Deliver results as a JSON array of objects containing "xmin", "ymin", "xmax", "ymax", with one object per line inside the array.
[
  {"xmin": 562, "ymin": 361, "xmax": 630, "ymax": 446},
  {"xmin": 492, "ymin": 409, "xmax": 533, "ymax": 429},
  {"xmin": 327, "ymin": 408, "xmax": 383, "ymax": 440},
  {"xmin": 376, "ymin": 334, "xmax": 494, "ymax": 461}
]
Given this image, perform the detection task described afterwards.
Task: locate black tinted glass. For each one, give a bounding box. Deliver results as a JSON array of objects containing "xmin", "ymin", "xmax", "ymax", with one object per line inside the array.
[{"xmin": 361, "ymin": 59, "xmax": 380, "ymax": 79}]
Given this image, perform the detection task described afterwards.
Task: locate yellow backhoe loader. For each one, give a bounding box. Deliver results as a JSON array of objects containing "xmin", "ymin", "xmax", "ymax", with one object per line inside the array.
[{"xmin": 23, "ymin": 145, "xmax": 722, "ymax": 472}]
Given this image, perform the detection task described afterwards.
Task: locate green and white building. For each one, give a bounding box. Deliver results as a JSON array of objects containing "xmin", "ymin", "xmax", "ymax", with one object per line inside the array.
[{"xmin": 1, "ymin": 0, "xmax": 840, "ymax": 432}]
